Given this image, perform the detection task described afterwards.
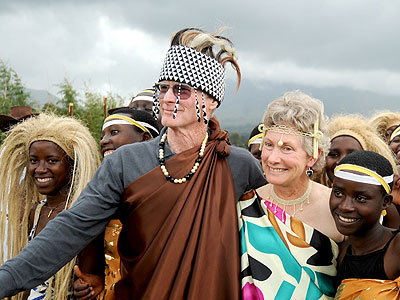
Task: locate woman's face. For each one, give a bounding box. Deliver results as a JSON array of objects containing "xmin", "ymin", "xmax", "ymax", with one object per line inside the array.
[
  {"xmin": 330, "ymin": 175, "xmax": 388, "ymax": 236},
  {"xmin": 385, "ymin": 125, "xmax": 399, "ymax": 143},
  {"xmin": 389, "ymin": 136, "xmax": 400, "ymax": 164},
  {"xmin": 100, "ymin": 123, "xmax": 146, "ymax": 157},
  {"xmin": 29, "ymin": 141, "xmax": 72, "ymax": 197},
  {"xmin": 129, "ymin": 100, "xmax": 153, "ymax": 114},
  {"xmin": 261, "ymin": 131, "xmax": 311, "ymax": 187},
  {"xmin": 325, "ymin": 136, "xmax": 363, "ymax": 182},
  {"xmin": 249, "ymin": 143, "xmax": 262, "ymax": 164}
]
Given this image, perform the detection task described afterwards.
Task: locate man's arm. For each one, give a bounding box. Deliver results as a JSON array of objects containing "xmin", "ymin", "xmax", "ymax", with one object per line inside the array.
[{"xmin": 0, "ymin": 158, "xmax": 123, "ymax": 298}]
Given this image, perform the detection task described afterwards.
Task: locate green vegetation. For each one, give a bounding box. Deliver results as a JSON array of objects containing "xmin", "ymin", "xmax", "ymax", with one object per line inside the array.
[
  {"xmin": 0, "ymin": 60, "xmax": 123, "ymax": 144},
  {"xmin": 0, "ymin": 60, "xmax": 251, "ymax": 149}
]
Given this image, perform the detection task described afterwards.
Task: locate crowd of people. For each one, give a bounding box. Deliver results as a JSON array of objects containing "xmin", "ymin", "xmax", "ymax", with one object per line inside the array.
[{"xmin": 0, "ymin": 27, "xmax": 400, "ymax": 300}]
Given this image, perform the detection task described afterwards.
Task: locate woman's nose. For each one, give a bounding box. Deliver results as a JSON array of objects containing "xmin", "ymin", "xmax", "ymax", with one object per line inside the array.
[
  {"xmin": 266, "ymin": 147, "xmax": 281, "ymax": 164},
  {"xmin": 35, "ymin": 161, "xmax": 47, "ymax": 173},
  {"xmin": 338, "ymin": 195, "xmax": 354, "ymax": 212}
]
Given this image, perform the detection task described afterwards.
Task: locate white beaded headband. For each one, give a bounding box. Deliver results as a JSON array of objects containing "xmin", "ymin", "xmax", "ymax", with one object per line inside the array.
[{"xmin": 158, "ymin": 45, "xmax": 226, "ymax": 103}]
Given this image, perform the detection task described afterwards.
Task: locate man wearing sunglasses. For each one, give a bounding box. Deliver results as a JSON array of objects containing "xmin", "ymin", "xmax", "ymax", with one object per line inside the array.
[{"xmin": 0, "ymin": 28, "xmax": 266, "ymax": 300}]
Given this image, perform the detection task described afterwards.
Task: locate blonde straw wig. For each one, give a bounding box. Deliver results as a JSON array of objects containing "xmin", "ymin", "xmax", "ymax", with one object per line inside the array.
[
  {"xmin": 316, "ymin": 114, "xmax": 398, "ymax": 187},
  {"xmin": 0, "ymin": 113, "xmax": 100, "ymax": 300},
  {"xmin": 369, "ymin": 110, "xmax": 400, "ymax": 141}
]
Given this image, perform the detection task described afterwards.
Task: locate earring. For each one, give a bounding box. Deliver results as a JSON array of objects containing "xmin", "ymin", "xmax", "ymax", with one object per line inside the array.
[
  {"xmin": 306, "ymin": 168, "xmax": 313, "ymax": 178},
  {"xmin": 194, "ymin": 89, "xmax": 201, "ymax": 122},
  {"xmin": 381, "ymin": 209, "xmax": 387, "ymax": 216},
  {"xmin": 201, "ymin": 92, "xmax": 208, "ymax": 124},
  {"xmin": 152, "ymin": 94, "xmax": 160, "ymax": 120},
  {"xmin": 277, "ymin": 135, "xmax": 284, "ymax": 147},
  {"xmin": 172, "ymin": 84, "xmax": 181, "ymax": 119}
]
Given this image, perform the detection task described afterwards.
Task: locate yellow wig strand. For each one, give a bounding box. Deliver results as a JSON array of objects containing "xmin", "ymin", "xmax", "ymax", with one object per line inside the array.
[
  {"xmin": 314, "ymin": 114, "xmax": 398, "ymax": 187},
  {"xmin": 0, "ymin": 113, "xmax": 100, "ymax": 300}
]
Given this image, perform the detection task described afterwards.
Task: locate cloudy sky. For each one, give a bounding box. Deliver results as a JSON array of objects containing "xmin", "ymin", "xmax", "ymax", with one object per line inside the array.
[{"xmin": 1, "ymin": 0, "xmax": 399, "ymax": 126}]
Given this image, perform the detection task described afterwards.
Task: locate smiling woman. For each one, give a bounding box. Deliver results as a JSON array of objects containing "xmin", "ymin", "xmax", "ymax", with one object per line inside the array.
[
  {"xmin": 0, "ymin": 113, "xmax": 100, "ymax": 300},
  {"xmin": 238, "ymin": 91, "xmax": 343, "ymax": 299},
  {"xmin": 29, "ymin": 141, "xmax": 72, "ymax": 202},
  {"xmin": 100, "ymin": 108, "xmax": 159, "ymax": 158},
  {"xmin": 315, "ymin": 114, "xmax": 398, "ymax": 188},
  {"xmin": 331, "ymin": 150, "xmax": 400, "ymax": 299}
]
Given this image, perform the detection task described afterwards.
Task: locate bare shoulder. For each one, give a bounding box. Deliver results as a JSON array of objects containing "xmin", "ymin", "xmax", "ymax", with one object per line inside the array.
[
  {"xmin": 389, "ymin": 231, "xmax": 400, "ymax": 252},
  {"xmin": 385, "ymin": 230, "xmax": 400, "ymax": 278},
  {"xmin": 256, "ymin": 183, "xmax": 270, "ymax": 199},
  {"xmin": 311, "ymin": 181, "xmax": 332, "ymax": 199},
  {"xmin": 309, "ymin": 181, "xmax": 343, "ymax": 243},
  {"xmin": 310, "ymin": 181, "xmax": 332, "ymax": 209}
]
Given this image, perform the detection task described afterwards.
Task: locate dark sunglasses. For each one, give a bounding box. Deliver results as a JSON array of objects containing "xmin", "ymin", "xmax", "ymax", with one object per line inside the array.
[{"xmin": 154, "ymin": 82, "xmax": 193, "ymax": 100}]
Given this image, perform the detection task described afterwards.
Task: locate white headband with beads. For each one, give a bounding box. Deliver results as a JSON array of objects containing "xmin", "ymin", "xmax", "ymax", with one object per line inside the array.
[
  {"xmin": 154, "ymin": 45, "xmax": 225, "ymax": 124},
  {"xmin": 158, "ymin": 45, "xmax": 225, "ymax": 103}
]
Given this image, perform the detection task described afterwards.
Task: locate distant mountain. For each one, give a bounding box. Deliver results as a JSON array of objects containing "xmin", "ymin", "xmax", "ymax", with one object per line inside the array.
[
  {"xmin": 217, "ymin": 78, "xmax": 399, "ymax": 137},
  {"xmin": 23, "ymin": 81, "xmax": 399, "ymax": 140},
  {"xmin": 24, "ymin": 88, "xmax": 59, "ymax": 108}
]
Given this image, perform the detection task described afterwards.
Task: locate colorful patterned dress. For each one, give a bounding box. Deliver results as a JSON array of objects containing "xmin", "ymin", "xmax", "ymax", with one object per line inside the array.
[{"xmin": 238, "ymin": 190, "xmax": 339, "ymax": 300}]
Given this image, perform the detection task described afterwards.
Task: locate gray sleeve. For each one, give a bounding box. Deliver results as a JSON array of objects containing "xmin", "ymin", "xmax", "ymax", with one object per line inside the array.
[
  {"xmin": 0, "ymin": 158, "xmax": 123, "ymax": 298},
  {"xmin": 227, "ymin": 146, "xmax": 267, "ymax": 200}
]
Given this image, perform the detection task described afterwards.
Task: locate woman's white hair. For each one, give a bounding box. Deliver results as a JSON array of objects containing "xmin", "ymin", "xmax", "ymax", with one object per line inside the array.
[{"xmin": 262, "ymin": 90, "xmax": 329, "ymax": 173}]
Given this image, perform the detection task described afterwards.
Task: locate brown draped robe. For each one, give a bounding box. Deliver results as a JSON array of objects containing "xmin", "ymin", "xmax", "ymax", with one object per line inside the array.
[{"xmin": 115, "ymin": 119, "xmax": 240, "ymax": 300}]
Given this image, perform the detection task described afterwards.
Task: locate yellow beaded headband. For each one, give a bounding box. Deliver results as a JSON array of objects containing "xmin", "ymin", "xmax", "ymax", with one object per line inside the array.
[
  {"xmin": 259, "ymin": 119, "xmax": 323, "ymax": 159},
  {"xmin": 103, "ymin": 114, "xmax": 154, "ymax": 138},
  {"xmin": 334, "ymin": 164, "xmax": 393, "ymax": 194}
]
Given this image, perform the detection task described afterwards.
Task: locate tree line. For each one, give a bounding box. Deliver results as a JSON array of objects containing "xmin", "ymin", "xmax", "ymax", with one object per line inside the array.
[
  {"xmin": 1, "ymin": 59, "xmax": 249, "ymax": 148},
  {"xmin": 0, "ymin": 60, "xmax": 123, "ymax": 144}
]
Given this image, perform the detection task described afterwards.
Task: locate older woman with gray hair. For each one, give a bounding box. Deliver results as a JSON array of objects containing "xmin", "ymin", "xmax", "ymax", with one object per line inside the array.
[{"xmin": 238, "ymin": 91, "xmax": 343, "ymax": 299}]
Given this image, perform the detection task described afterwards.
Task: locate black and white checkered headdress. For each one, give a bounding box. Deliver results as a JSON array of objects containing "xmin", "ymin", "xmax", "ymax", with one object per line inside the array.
[{"xmin": 159, "ymin": 45, "xmax": 226, "ymax": 104}]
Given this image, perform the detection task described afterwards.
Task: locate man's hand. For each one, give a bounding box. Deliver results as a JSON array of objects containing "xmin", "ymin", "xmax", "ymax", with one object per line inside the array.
[{"xmin": 73, "ymin": 265, "xmax": 104, "ymax": 300}]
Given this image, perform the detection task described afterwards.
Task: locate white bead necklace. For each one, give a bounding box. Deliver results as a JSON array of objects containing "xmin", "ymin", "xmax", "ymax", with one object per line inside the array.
[
  {"xmin": 158, "ymin": 131, "xmax": 208, "ymax": 184},
  {"xmin": 269, "ymin": 180, "xmax": 312, "ymax": 215}
]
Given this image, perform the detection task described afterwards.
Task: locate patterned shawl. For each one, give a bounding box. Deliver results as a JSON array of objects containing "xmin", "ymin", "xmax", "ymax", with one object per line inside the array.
[{"xmin": 238, "ymin": 190, "xmax": 339, "ymax": 300}]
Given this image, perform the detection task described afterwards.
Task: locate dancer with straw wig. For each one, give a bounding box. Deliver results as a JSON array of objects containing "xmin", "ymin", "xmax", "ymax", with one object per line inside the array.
[{"xmin": 0, "ymin": 113, "xmax": 100, "ymax": 299}]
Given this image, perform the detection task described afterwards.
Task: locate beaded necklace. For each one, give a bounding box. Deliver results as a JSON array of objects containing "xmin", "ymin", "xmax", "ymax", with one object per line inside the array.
[
  {"xmin": 159, "ymin": 132, "xmax": 208, "ymax": 184},
  {"xmin": 269, "ymin": 180, "xmax": 312, "ymax": 215}
]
